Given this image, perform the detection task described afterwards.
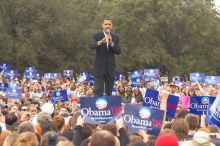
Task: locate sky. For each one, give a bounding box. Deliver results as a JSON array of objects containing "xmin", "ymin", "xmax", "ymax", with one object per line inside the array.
[{"xmin": 215, "ymin": 0, "xmax": 220, "ymax": 8}]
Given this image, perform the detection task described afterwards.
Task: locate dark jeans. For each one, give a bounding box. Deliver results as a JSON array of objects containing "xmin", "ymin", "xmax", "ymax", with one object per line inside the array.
[{"xmin": 94, "ymin": 74, "xmax": 114, "ymax": 96}]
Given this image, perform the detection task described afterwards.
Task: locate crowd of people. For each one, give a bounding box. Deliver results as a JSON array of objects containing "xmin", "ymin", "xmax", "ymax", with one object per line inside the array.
[{"xmin": 0, "ymin": 71, "xmax": 219, "ymax": 146}]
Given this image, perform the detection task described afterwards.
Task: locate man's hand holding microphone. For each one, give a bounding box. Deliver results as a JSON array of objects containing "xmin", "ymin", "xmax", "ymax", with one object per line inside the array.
[{"xmin": 97, "ymin": 29, "xmax": 113, "ymax": 46}]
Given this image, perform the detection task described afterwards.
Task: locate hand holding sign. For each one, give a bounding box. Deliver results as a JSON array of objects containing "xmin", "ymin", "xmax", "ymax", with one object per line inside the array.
[
  {"xmin": 138, "ymin": 130, "xmax": 149, "ymax": 143},
  {"xmin": 76, "ymin": 115, "xmax": 85, "ymax": 127},
  {"xmin": 116, "ymin": 116, "xmax": 124, "ymax": 130},
  {"xmin": 201, "ymin": 112, "xmax": 206, "ymax": 128},
  {"xmin": 159, "ymin": 90, "xmax": 169, "ymax": 110}
]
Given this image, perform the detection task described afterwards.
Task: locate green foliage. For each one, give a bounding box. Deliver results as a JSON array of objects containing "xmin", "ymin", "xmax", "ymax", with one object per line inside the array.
[{"xmin": 0, "ymin": 0, "xmax": 219, "ymax": 80}]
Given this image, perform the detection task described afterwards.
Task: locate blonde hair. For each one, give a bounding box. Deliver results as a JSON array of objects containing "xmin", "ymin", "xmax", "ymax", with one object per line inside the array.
[
  {"xmin": 57, "ymin": 141, "xmax": 74, "ymax": 146},
  {"xmin": 3, "ymin": 133, "xmax": 19, "ymax": 146},
  {"xmin": 0, "ymin": 131, "xmax": 12, "ymax": 146},
  {"xmin": 14, "ymin": 132, "xmax": 38, "ymax": 146}
]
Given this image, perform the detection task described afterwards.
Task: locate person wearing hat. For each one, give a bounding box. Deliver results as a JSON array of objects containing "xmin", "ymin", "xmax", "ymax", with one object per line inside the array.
[
  {"xmin": 155, "ymin": 134, "xmax": 179, "ymax": 146},
  {"xmin": 183, "ymin": 128, "xmax": 216, "ymax": 146}
]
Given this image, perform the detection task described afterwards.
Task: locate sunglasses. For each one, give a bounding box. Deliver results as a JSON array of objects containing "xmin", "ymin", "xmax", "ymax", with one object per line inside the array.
[{"xmin": 22, "ymin": 109, "xmax": 28, "ymax": 111}]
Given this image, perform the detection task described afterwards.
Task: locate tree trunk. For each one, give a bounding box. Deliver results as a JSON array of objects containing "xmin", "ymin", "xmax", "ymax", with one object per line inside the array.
[{"xmin": 168, "ymin": 68, "xmax": 173, "ymax": 83}]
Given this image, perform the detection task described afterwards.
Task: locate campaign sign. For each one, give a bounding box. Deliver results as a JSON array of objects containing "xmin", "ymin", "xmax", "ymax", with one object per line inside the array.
[
  {"xmin": 144, "ymin": 69, "xmax": 160, "ymax": 79},
  {"xmin": 0, "ymin": 63, "xmax": 10, "ymax": 72},
  {"xmin": 63, "ymin": 70, "xmax": 73, "ymax": 78},
  {"xmin": 50, "ymin": 90, "xmax": 69, "ymax": 104},
  {"xmin": 112, "ymin": 87, "xmax": 117, "ymax": 96},
  {"xmin": 205, "ymin": 76, "xmax": 219, "ymax": 85},
  {"xmin": 123, "ymin": 104, "xmax": 164, "ymax": 136},
  {"xmin": 190, "ymin": 96, "xmax": 216, "ymax": 115},
  {"xmin": 4, "ymin": 70, "xmax": 18, "ymax": 79},
  {"xmin": 190, "ymin": 73, "xmax": 205, "ymax": 83},
  {"xmin": 78, "ymin": 71, "xmax": 90, "ymax": 82},
  {"xmin": 131, "ymin": 77, "xmax": 142, "ymax": 87},
  {"xmin": 152, "ymin": 79, "xmax": 159, "ymax": 88},
  {"xmin": 51, "ymin": 73, "xmax": 62, "ymax": 80},
  {"xmin": 143, "ymin": 89, "xmax": 160, "ymax": 108},
  {"xmin": 9, "ymin": 81, "xmax": 17, "ymax": 88},
  {"xmin": 88, "ymin": 75, "xmax": 94, "ymax": 85},
  {"xmin": 5, "ymin": 88, "xmax": 22, "ymax": 99},
  {"xmin": 115, "ymin": 71, "xmax": 123, "ymax": 81},
  {"xmin": 44, "ymin": 73, "xmax": 61, "ymax": 80},
  {"xmin": 166, "ymin": 94, "xmax": 179, "ymax": 118},
  {"xmin": 143, "ymin": 89, "xmax": 179, "ymax": 118},
  {"xmin": 174, "ymin": 76, "xmax": 182, "ymax": 85},
  {"xmin": 35, "ymin": 73, "xmax": 41, "ymax": 80},
  {"xmin": 44, "ymin": 73, "xmax": 52, "ymax": 80},
  {"xmin": 24, "ymin": 67, "xmax": 37, "ymax": 74},
  {"xmin": 24, "ymin": 72, "xmax": 37, "ymax": 80},
  {"xmin": 206, "ymin": 94, "xmax": 220, "ymax": 128},
  {"xmin": 0, "ymin": 83, "xmax": 8, "ymax": 91},
  {"xmin": 131, "ymin": 70, "xmax": 143, "ymax": 79},
  {"xmin": 80, "ymin": 96, "xmax": 122, "ymax": 124}
]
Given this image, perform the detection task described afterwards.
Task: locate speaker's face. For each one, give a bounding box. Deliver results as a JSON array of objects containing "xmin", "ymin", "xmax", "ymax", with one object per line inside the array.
[{"xmin": 102, "ymin": 20, "xmax": 112, "ymax": 32}]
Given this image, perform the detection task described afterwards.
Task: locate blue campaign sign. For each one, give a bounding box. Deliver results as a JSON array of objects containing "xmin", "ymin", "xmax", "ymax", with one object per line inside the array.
[
  {"xmin": 190, "ymin": 96, "xmax": 216, "ymax": 115},
  {"xmin": 0, "ymin": 83, "xmax": 8, "ymax": 91},
  {"xmin": 123, "ymin": 104, "xmax": 164, "ymax": 136},
  {"xmin": 80, "ymin": 96, "xmax": 122, "ymax": 124},
  {"xmin": 44, "ymin": 73, "xmax": 61, "ymax": 80},
  {"xmin": 78, "ymin": 71, "xmax": 90, "ymax": 82},
  {"xmin": 63, "ymin": 70, "xmax": 73, "ymax": 78},
  {"xmin": 143, "ymin": 89, "xmax": 160, "ymax": 108},
  {"xmin": 51, "ymin": 73, "xmax": 62, "ymax": 80},
  {"xmin": 44, "ymin": 73, "xmax": 52, "ymax": 80},
  {"xmin": 206, "ymin": 94, "xmax": 220, "ymax": 128},
  {"xmin": 88, "ymin": 75, "xmax": 94, "ymax": 85},
  {"xmin": 143, "ymin": 89, "xmax": 179, "ymax": 118},
  {"xmin": 131, "ymin": 69, "xmax": 143, "ymax": 79},
  {"xmin": 35, "ymin": 73, "xmax": 41, "ymax": 80},
  {"xmin": 4, "ymin": 70, "xmax": 18, "ymax": 79},
  {"xmin": 5, "ymin": 88, "xmax": 22, "ymax": 99},
  {"xmin": 112, "ymin": 87, "xmax": 117, "ymax": 96},
  {"xmin": 9, "ymin": 81, "xmax": 18, "ymax": 88},
  {"xmin": 131, "ymin": 70, "xmax": 143, "ymax": 79},
  {"xmin": 205, "ymin": 76, "xmax": 219, "ymax": 85},
  {"xmin": 50, "ymin": 90, "xmax": 69, "ymax": 104},
  {"xmin": 24, "ymin": 72, "xmax": 37, "ymax": 80},
  {"xmin": 0, "ymin": 63, "xmax": 10, "ymax": 72},
  {"xmin": 174, "ymin": 76, "xmax": 182, "ymax": 85},
  {"xmin": 166, "ymin": 94, "xmax": 179, "ymax": 118},
  {"xmin": 131, "ymin": 77, "xmax": 142, "ymax": 87},
  {"xmin": 190, "ymin": 73, "xmax": 205, "ymax": 83},
  {"xmin": 144, "ymin": 69, "xmax": 160, "ymax": 79},
  {"xmin": 24, "ymin": 67, "xmax": 37, "ymax": 74},
  {"xmin": 152, "ymin": 79, "xmax": 159, "ymax": 88},
  {"xmin": 115, "ymin": 71, "xmax": 124, "ymax": 81}
]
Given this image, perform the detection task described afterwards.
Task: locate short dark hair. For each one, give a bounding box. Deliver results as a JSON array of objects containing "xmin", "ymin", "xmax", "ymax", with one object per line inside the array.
[
  {"xmin": 5, "ymin": 112, "xmax": 17, "ymax": 125},
  {"xmin": 81, "ymin": 124, "xmax": 92, "ymax": 140},
  {"xmin": 18, "ymin": 121, "xmax": 35, "ymax": 133},
  {"xmin": 171, "ymin": 118, "xmax": 189, "ymax": 140},
  {"xmin": 102, "ymin": 124, "xmax": 117, "ymax": 136},
  {"xmin": 175, "ymin": 109, "xmax": 189, "ymax": 119},
  {"xmin": 104, "ymin": 18, "xmax": 111, "ymax": 21},
  {"xmin": 52, "ymin": 115, "xmax": 65, "ymax": 131},
  {"xmin": 185, "ymin": 114, "xmax": 199, "ymax": 130},
  {"xmin": 127, "ymin": 141, "xmax": 148, "ymax": 146},
  {"xmin": 90, "ymin": 130, "xmax": 115, "ymax": 146}
]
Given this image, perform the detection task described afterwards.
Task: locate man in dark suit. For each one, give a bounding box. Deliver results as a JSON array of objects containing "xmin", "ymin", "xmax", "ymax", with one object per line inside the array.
[{"xmin": 89, "ymin": 18, "xmax": 121, "ymax": 96}]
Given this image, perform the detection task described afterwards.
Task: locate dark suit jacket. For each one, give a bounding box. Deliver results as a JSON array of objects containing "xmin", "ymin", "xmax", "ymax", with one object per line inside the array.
[{"xmin": 89, "ymin": 31, "xmax": 121, "ymax": 77}]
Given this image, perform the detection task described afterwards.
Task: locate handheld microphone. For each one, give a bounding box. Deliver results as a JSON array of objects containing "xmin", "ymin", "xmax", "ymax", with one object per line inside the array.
[
  {"xmin": 106, "ymin": 29, "xmax": 110, "ymax": 36},
  {"xmin": 106, "ymin": 29, "xmax": 111, "ymax": 44}
]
